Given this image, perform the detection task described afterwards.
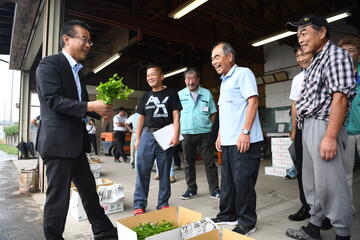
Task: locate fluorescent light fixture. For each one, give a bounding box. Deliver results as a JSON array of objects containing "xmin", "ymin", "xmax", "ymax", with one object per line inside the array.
[
  {"xmin": 168, "ymin": 0, "xmax": 208, "ymax": 19},
  {"xmin": 164, "ymin": 67, "xmax": 187, "ymax": 78},
  {"xmin": 326, "ymin": 12, "xmax": 351, "ymax": 23},
  {"xmin": 251, "ymin": 11, "xmax": 351, "ymax": 47},
  {"xmin": 252, "ymin": 31, "xmax": 296, "ymax": 47},
  {"xmin": 92, "ymin": 53, "xmax": 121, "ymax": 74}
]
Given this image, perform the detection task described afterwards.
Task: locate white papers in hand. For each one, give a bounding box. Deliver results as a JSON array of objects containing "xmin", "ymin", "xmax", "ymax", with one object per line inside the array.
[{"xmin": 152, "ymin": 124, "xmax": 183, "ymax": 150}]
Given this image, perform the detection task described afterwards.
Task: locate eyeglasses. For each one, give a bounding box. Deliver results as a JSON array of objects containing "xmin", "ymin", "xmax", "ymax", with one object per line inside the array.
[{"xmin": 70, "ymin": 36, "xmax": 93, "ymax": 46}]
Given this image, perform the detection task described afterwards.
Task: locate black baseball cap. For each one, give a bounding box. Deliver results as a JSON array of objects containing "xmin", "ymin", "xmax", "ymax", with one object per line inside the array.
[{"xmin": 286, "ymin": 14, "xmax": 328, "ymax": 32}]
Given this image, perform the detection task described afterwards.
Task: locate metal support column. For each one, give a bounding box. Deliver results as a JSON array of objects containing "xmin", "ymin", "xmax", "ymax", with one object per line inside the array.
[{"xmin": 18, "ymin": 71, "xmax": 30, "ymax": 144}]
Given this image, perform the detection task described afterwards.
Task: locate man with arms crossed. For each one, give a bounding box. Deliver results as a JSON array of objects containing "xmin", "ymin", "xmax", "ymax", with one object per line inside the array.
[
  {"xmin": 210, "ymin": 42, "xmax": 263, "ymax": 236},
  {"xmin": 36, "ymin": 20, "xmax": 117, "ymax": 240},
  {"xmin": 285, "ymin": 15, "xmax": 355, "ymax": 240}
]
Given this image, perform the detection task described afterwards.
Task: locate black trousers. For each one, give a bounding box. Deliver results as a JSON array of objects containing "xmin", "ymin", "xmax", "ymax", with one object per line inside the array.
[
  {"xmin": 182, "ymin": 133, "xmax": 219, "ymax": 193},
  {"xmin": 173, "ymin": 144, "xmax": 181, "ymax": 167},
  {"xmin": 114, "ymin": 131, "xmax": 126, "ymax": 160},
  {"xmin": 89, "ymin": 134, "xmax": 98, "ymax": 155},
  {"xmin": 217, "ymin": 142, "xmax": 262, "ymax": 229},
  {"xmin": 43, "ymin": 154, "xmax": 114, "ymax": 239},
  {"xmin": 294, "ymin": 127, "xmax": 310, "ymax": 209}
]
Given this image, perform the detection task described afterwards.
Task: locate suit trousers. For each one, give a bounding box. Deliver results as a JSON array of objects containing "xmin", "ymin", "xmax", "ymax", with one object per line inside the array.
[
  {"xmin": 182, "ymin": 133, "xmax": 219, "ymax": 193},
  {"xmin": 302, "ymin": 118, "xmax": 352, "ymax": 236},
  {"xmin": 134, "ymin": 130, "xmax": 173, "ymax": 210},
  {"xmin": 114, "ymin": 131, "xmax": 126, "ymax": 160},
  {"xmin": 294, "ymin": 127, "xmax": 310, "ymax": 209},
  {"xmin": 43, "ymin": 154, "xmax": 114, "ymax": 239},
  {"xmin": 89, "ymin": 134, "xmax": 98, "ymax": 155},
  {"xmin": 217, "ymin": 142, "xmax": 262, "ymax": 230}
]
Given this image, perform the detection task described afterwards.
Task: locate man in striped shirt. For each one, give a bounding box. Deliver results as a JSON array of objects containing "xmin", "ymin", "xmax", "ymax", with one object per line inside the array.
[{"xmin": 285, "ymin": 14, "xmax": 356, "ymax": 240}]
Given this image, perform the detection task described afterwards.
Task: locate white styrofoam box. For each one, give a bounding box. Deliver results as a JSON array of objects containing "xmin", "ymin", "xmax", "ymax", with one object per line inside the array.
[
  {"xmin": 271, "ymin": 137, "xmax": 292, "ymax": 146},
  {"xmin": 272, "ymin": 152, "xmax": 292, "ymax": 161},
  {"xmin": 272, "ymin": 158, "xmax": 293, "ymax": 168},
  {"xmin": 265, "ymin": 166, "xmax": 289, "ymax": 177},
  {"xmin": 69, "ymin": 184, "xmax": 125, "ymax": 221},
  {"xmin": 90, "ymin": 163, "xmax": 102, "ymax": 178},
  {"xmin": 271, "ymin": 144, "xmax": 290, "ymax": 153}
]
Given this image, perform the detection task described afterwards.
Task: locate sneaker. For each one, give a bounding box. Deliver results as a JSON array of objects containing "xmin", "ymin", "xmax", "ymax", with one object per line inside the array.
[
  {"xmin": 133, "ymin": 209, "xmax": 144, "ymax": 215},
  {"xmin": 170, "ymin": 176, "xmax": 176, "ymax": 183},
  {"xmin": 114, "ymin": 158, "xmax": 120, "ymax": 163},
  {"xmin": 288, "ymin": 205, "xmax": 310, "ymax": 221},
  {"xmin": 211, "ymin": 217, "xmax": 238, "ymax": 226},
  {"xmin": 131, "ymin": 162, "xmax": 135, "ymax": 169},
  {"xmin": 180, "ymin": 190, "xmax": 197, "ymax": 200},
  {"xmin": 160, "ymin": 205, "xmax": 169, "ymax": 210},
  {"xmin": 232, "ymin": 225, "xmax": 256, "ymax": 236},
  {"xmin": 285, "ymin": 227, "xmax": 322, "ymax": 240},
  {"xmin": 153, "ymin": 174, "xmax": 159, "ymax": 180},
  {"xmin": 94, "ymin": 228, "xmax": 118, "ymax": 240},
  {"xmin": 210, "ymin": 190, "xmax": 220, "ymax": 200}
]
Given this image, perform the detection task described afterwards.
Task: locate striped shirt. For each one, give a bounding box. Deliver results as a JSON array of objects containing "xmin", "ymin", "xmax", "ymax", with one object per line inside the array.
[{"xmin": 296, "ymin": 40, "xmax": 356, "ymax": 128}]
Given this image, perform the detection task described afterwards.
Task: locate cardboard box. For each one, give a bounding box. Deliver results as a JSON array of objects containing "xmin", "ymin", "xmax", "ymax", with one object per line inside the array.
[
  {"xmin": 272, "ymin": 158, "xmax": 293, "ymax": 168},
  {"xmin": 71, "ymin": 178, "xmax": 113, "ymax": 190},
  {"xmin": 116, "ymin": 206, "xmax": 203, "ymax": 240},
  {"xmin": 265, "ymin": 166, "xmax": 289, "ymax": 177},
  {"xmin": 272, "ymin": 152, "xmax": 292, "ymax": 161},
  {"xmin": 271, "ymin": 144, "xmax": 290, "ymax": 153},
  {"xmin": 271, "ymin": 137, "xmax": 292, "ymax": 145},
  {"xmin": 69, "ymin": 183, "xmax": 125, "ymax": 221},
  {"xmin": 188, "ymin": 229, "xmax": 255, "ymax": 240},
  {"xmin": 90, "ymin": 162, "xmax": 102, "ymax": 178}
]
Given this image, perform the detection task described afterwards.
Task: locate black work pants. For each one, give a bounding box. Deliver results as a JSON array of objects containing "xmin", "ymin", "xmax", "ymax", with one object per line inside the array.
[
  {"xmin": 217, "ymin": 142, "xmax": 262, "ymax": 229},
  {"xmin": 294, "ymin": 127, "xmax": 310, "ymax": 209},
  {"xmin": 89, "ymin": 134, "xmax": 98, "ymax": 155},
  {"xmin": 114, "ymin": 131, "xmax": 126, "ymax": 160},
  {"xmin": 43, "ymin": 154, "xmax": 114, "ymax": 240},
  {"xmin": 182, "ymin": 133, "xmax": 219, "ymax": 193}
]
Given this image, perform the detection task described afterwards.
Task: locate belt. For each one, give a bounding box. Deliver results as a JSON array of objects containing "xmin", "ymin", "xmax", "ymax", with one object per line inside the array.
[{"xmin": 144, "ymin": 127, "xmax": 159, "ymax": 133}]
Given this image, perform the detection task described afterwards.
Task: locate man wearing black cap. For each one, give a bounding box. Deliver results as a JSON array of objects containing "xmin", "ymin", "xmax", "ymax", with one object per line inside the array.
[{"xmin": 285, "ymin": 14, "xmax": 355, "ymax": 240}]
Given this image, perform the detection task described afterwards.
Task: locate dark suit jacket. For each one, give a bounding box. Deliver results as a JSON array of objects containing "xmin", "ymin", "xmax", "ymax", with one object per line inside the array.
[{"xmin": 36, "ymin": 52, "xmax": 100, "ymax": 158}]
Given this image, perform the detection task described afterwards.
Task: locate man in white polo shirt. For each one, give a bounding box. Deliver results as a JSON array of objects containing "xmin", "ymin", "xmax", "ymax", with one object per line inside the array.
[{"xmin": 113, "ymin": 107, "xmax": 127, "ymax": 162}]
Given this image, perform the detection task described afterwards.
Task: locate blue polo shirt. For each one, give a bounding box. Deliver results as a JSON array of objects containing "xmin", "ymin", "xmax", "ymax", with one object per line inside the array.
[
  {"xmin": 178, "ymin": 86, "xmax": 217, "ymax": 134},
  {"xmin": 218, "ymin": 65, "xmax": 263, "ymax": 145}
]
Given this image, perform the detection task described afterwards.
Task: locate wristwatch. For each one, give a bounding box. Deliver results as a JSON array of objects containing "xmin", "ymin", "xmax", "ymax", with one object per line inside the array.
[{"xmin": 242, "ymin": 129, "xmax": 251, "ymax": 135}]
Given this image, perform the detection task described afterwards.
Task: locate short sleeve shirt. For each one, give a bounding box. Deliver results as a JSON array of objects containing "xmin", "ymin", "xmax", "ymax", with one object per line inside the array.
[
  {"xmin": 125, "ymin": 113, "xmax": 140, "ymax": 133},
  {"xmin": 289, "ymin": 71, "xmax": 304, "ymax": 101},
  {"xmin": 137, "ymin": 87, "xmax": 182, "ymax": 129},
  {"xmin": 178, "ymin": 87, "xmax": 217, "ymax": 134},
  {"xmin": 218, "ymin": 65, "xmax": 263, "ymax": 145},
  {"xmin": 113, "ymin": 115, "xmax": 127, "ymax": 131}
]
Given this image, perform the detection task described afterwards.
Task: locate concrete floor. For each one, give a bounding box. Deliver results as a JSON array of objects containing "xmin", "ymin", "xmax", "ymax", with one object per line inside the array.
[{"xmin": 10, "ymin": 155, "xmax": 360, "ymax": 240}]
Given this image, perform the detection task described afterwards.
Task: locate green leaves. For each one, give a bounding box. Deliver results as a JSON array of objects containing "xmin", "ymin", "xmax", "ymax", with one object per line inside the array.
[
  {"xmin": 96, "ymin": 73, "xmax": 134, "ymax": 104},
  {"xmin": 3, "ymin": 123, "xmax": 19, "ymax": 136},
  {"xmin": 132, "ymin": 221, "xmax": 177, "ymax": 240}
]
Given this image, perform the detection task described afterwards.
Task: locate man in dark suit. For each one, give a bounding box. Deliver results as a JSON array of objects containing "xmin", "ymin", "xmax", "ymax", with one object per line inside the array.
[{"xmin": 36, "ymin": 20, "xmax": 117, "ymax": 240}]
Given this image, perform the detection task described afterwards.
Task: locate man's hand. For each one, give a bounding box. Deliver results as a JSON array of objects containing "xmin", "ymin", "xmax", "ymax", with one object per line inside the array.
[
  {"xmin": 290, "ymin": 131, "xmax": 296, "ymax": 141},
  {"xmin": 169, "ymin": 136, "xmax": 180, "ymax": 147},
  {"xmin": 215, "ymin": 136, "xmax": 222, "ymax": 152},
  {"xmin": 236, "ymin": 133, "xmax": 250, "ymax": 153},
  {"xmin": 320, "ymin": 135, "xmax": 337, "ymax": 160},
  {"xmin": 87, "ymin": 100, "xmax": 113, "ymax": 122},
  {"xmin": 134, "ymin": 138, "xmax": 140, "ymax": 150}
]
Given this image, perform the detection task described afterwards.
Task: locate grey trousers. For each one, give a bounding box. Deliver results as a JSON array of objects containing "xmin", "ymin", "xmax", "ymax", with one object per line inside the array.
[
  {"xmin": 343, "ymin": 134, "xmax": 360, "ymax": 206},
  {"xmin": 302, "ymin": 118, "xmax": 352, "ymax": 236}
]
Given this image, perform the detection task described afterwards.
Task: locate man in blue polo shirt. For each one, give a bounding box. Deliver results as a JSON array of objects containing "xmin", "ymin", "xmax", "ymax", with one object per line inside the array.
[
  {"xmin": 178, "ymin": 67, "xmax": 220, "ymax": 200},
  {"xmin": 210, "ymin": 42, "xmax": 263, "ymax": 236}
]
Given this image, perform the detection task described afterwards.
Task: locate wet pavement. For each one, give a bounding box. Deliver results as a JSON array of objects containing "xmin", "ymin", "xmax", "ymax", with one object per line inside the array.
[{"xmin": 0, "ymin": 151, "xmax": 44, "ymax": 240}]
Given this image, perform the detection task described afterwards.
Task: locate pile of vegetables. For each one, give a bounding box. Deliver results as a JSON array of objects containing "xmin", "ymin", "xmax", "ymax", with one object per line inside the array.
[
  {"xmin": 96, "ymin": 73, "xmax": 134, "ymax": 104},
  {"xmin": 132, "ymin": 221, "xmax": 177, "ymax": 240}
]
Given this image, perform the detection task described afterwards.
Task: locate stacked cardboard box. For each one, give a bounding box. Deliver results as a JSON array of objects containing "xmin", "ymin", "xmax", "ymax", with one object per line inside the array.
[
  {"xmin": 265, "ymin": 137, "xmax": 293, "ymax": 177},
  {"xmin": 69, "ymin": 180, "xmax": 124, "ymax": 221},
  {"xmin": 188, "ymin": 229, "xmax": 255, "ymax": 240}
]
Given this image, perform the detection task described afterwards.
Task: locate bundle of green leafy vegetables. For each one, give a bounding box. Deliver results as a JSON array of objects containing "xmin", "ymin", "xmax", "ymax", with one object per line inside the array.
[
  {"xmin": 132, "ymin": 221, "xmax": 177, "ymax": 240},
  {"xmin": 96, "ymin": 73, "xmax": 134, "ymax": 104}
]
